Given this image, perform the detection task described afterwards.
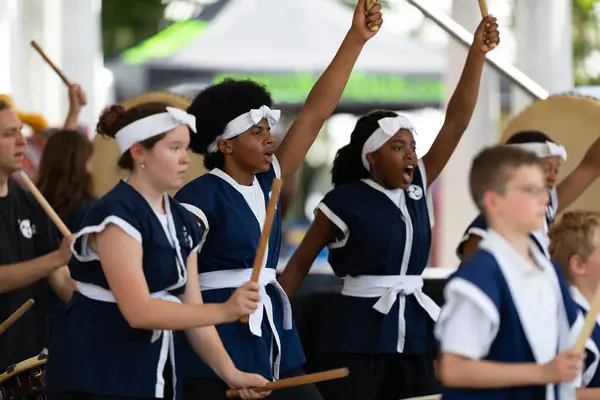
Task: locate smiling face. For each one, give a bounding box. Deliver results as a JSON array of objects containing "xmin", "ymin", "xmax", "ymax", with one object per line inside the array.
[
  {"xmin": 367, "ymin": 129, "xmax": 417, "ymax": 189},
  {"xmin": 0, "ymin": 108, "xmax": 26, "ymax": 177},
  {"xmin": 219, "ymin": 118, "xmax": 276, "ymax": 174}
]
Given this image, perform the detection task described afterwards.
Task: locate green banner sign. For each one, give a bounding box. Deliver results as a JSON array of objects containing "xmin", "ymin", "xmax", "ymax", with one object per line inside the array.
[{"xmin": 213, "ymin": 71, "xmax": 445, "ymax": 105}]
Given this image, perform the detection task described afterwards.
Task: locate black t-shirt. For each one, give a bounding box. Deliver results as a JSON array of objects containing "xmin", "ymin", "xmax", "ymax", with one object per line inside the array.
[{"xmin": 0, "ymin": 179, "xmax": 59, "ymax": 371}]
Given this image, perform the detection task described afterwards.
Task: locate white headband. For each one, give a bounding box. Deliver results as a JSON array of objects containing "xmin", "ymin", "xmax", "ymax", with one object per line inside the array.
[
  {"xmin": 114, "ymin": 107, "xmax": 197, "ymax": 154},
  {"xmin": 207, "ymin": 105, "xmax": 281, "ymax": 153},
  {"xmin": 361, "ymin": 116, "xmax": 417, "ymax": 171},
  {"xmin": 508, "ymin": 141, "xmax": 567, "ymax": 161}
]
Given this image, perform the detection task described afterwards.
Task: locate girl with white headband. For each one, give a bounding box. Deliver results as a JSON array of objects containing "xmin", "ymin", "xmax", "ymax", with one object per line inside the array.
[
  {"xmin": 173, "ymin": 1, "xmax": 384, "ymax": 398},
  {"xmin": 458, "ymin": 129, "xmax": 600, "ymax": 262},
  {"xmin": 45, "ymin": 103, "xmax": 270, "ymax": 400},
  {"xmin": 277, "ymin": 15, "xmax": 500, "ymax": 400}
]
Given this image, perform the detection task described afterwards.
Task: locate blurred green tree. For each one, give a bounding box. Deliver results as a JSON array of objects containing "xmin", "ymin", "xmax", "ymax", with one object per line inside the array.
[{"xmin": 102, "ymin": 0, "xmax": 165, "ymax": 58}]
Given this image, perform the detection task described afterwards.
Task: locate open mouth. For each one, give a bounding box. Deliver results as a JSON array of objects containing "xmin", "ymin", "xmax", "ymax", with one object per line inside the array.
[
  {"xmin": 264, "ymin": 151, "xmax": 274, "ymax": 164},
  {"xmin": 403, "ymin": 164, "xmax": 415, "ymax": 182}
]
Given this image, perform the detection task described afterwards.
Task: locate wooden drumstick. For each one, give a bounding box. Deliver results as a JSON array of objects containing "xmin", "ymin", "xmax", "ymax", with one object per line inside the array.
[
  {"xmin": 574, "ymin": 283, "xmax": 600, "ymax": 352},
  {"xmin": 240, "ymin": 178, "xmax": 283, "ymax": 324},
  {"xmin": 225, "ymin": 367, "xmax": 349, "ymax": 398},
  {"xmin": 477, "ymin": 0, "xmax": 497, "ymax": 50},
  {"xmin": 18, "ymin": 171, "xmax": 72, "ymax": 238},
  {"xmin": 30, "ymin": 40, "xmax": 71, "ymax": 86},
  {"xmin": 401, "ymin": 395, "xmax": 441, "ymax": 400},
  {"xmin": 366, "ymin": 0, "xmax": 379, "ymax": 32},
  {"xmin": 0, "ymin": 299, "xmax": 35, "ymax": 336},
  {"xmin": 478, "ymin": 0, "xmax": 488, "ymax": 17}
]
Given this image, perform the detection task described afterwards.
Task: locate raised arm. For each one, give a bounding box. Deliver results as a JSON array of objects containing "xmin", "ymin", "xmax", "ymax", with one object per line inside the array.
[
  {"xmin": 422, "ymin": 16, "xmax": 499, "ymax": 186},
  {"xmin": 0, "ymin": 236, "xmax": 72, "ymax": 294},
  {"xmin": 556, "ymin": 136, "xmax": 600, "ymax": 213},
  {"xmin": 181, "ymin": 251, "xmax": 270, "ymax": 399},
  {"xmin": 276, "ymin": 0, "xmax": 382, "ymax": 179},
  {"xmin": 63, "ymin": 83, "xmax": 86, "ymax": 131},
  {"xmin": 97, "ymin": 225, "xmax": 254, "ymax": 331},
  {"xmin": 278, "ymin": 210, "xmax": 337, "ymax": 299}
]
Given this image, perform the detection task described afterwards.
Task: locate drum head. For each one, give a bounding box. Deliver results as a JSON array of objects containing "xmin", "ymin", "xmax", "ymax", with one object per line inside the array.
[
  {"xmin": 502, "ymin": 93, "xmax": 600, "ymax": 213},
  {"xmin": 0, "ymin": 354, "xmax": 47, "ymax": 383},
  {"xmin": 91, "ymin": 91, "xmax": 208, "ymax": 197}
]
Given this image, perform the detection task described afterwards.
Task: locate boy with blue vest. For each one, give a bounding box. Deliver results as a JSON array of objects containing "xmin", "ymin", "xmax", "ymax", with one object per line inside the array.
[{"xmin": 436, "ymin": 145, "xmax": 585, "ymax": 399}]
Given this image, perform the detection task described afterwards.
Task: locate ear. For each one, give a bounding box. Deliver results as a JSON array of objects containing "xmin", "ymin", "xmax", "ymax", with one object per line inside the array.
[
  {"xmin": 481, "ymin": 189, "xmax": 498, "ymax": 214},
  {"xmin": 569, "ymin": 253, "xmax": 587, "ymax": 278},
  {"xmin": 217, "ymin": 139, "xmax": 233, "ymax": 155},
  {"xmin": 129, "ymin": 143, "xmax": 146, "ymax": 165},
  {"xmin": 366, "ymin": 152, "xmax": 376, "ymax": 168}
]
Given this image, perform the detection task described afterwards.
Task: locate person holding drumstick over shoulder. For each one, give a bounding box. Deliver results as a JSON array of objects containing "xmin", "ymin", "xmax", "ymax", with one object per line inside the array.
[
  {"xmin": 44, "ymin": 103, "xmax": 270, "ymax": 400},
  {"xmin": 277, "ymin": 14, "xmax": 499, "ymax": 400},
  {"xmin": 0, "ymin": 99, "xmax": 74, "ymax": 376},
  {"xmin": 549, "ymin": 211, "xmax": 600, "ymax": 399},
  {"xmin": 436, "ymin": 145, "xmax": 584, "ymax": 400}
]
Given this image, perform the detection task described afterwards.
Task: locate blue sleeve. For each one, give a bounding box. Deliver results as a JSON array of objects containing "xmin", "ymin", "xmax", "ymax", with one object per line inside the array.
[
  {"xmin": 456, "ymin": 214, "xmax": 489, "ymax": 259},
  {"xmin": 317, "ymin": 187, "xmax": 350, "ymax": 244},
  {"xmin": 449, "ymin": 251, "xmax": 503, "ymax": 310},
  {"xmin": 71, "ymin": 198, "xmax": 143, "ymax": 261},
  {"xmin": 174, "ymin": 179, "xmax": 212, "ymax": 232}
]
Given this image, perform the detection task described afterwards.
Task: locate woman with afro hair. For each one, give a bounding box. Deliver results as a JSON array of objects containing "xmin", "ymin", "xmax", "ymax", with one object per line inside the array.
[
  {"xmin": 458, "ymin": 130, "xmax": 600, "ymax": 262},
  {"xmin": 173, "ymin": 0, "xmax": 383, "ymax": 398},
  {"xmin": 277, "ymin": 15, "xmax": 501, "ymax": 400}
]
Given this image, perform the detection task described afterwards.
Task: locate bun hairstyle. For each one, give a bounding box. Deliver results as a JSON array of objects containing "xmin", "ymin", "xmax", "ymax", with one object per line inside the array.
[
  {"xmin": 96, "ymin": 102, "xmax": 169, "ymax": 170},
  {"xmin": 505, "ymin": 130, "xmax": 555, "ymax": 145},
  {"xmin": 186, "ymin": 79, "xmax": 273, "ymax": 170},
  {"xmin": 331, "ymin": 110, "xmax": 399, "ymax": 187}
]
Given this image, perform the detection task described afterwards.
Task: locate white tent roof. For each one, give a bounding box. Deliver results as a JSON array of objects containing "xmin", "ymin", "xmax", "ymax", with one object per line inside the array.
[{"xmin": 150, "ymin": 0, "xmax": 446, "ymax": 75}]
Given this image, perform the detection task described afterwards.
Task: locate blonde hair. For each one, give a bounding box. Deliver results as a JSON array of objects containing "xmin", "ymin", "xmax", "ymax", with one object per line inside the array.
[{"xmin": 549, "ymin": 211, "xmax": 600, "ymax": 281}]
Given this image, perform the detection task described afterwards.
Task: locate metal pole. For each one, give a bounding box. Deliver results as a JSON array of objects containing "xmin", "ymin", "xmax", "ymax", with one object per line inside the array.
[{"xmin": 405, "ymin": 0, "xmax": 549, "ymax": 101}]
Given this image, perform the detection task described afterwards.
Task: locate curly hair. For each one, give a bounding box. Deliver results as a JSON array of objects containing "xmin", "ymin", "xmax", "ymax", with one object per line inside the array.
[
  {"xmin": 186, "ymin": 79, "xmax": 273, "ymax": 170},
  {"xmin": 549, "ymin": 211, "xmax": 600, "ymax": 282},
  {"xmin": 330, "ymin": 110, "xmax": 399, "ymax": 187},
  {"xmin": 96, "ymin": 102, "xmax": 169, "ymax": 170}
]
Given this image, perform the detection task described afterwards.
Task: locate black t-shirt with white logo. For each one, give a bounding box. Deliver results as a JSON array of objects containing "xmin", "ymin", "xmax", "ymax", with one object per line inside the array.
[{"xmin": 0, "ymin": 179, "xmax": 59, "ymax": 370}]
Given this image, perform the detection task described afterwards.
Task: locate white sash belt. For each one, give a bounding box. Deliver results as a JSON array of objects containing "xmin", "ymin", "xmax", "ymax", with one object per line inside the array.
[
  {"xmin": 75, "ymin": 281, "xmax": 180, "ymax": 399},
  {"xmin": 342, "ymin": 275, "xmax": 440, "ymax": 352},
  {"xmin": 197, "ymin": 268, "xmax": 292, "ymax": 380}
]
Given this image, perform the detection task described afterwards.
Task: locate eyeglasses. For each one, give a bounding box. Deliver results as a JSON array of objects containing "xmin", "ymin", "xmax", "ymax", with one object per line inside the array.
[{"xmin": 493, "ymin": 185, "xmax": 548, "ymax": 198}]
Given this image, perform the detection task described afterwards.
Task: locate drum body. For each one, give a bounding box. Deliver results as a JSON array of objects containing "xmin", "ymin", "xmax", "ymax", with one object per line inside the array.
[{"xmin": 0, "ymin": 354, "xmax": 47, "ymax": 400}]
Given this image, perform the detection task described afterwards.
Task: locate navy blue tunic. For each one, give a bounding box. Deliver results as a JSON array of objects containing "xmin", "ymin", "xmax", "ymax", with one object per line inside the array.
[
  {"xmin": 457, "ymin": 214, "xmax": 547, "ymax": 259},
  {"xmin": 441, "ymin": 250, "xmax": 580, "ymax": 400},
  {"xmin": 45, "ymin": 181, "xmax": 202, "ymax": 399},
  {"xmin": 316, "ymin": 161, "xmax": 436, "ymax": 355},
  {"xmin": 47, "ymin": 201, "xmax": 95, "ymax": 342},
  {"xmin": 571, "ymin": 288, "xmax": 600, "ymax": 388},
  {"xmin": 174, "ymin": 159, "xmax": 305, "ymax": 381}
]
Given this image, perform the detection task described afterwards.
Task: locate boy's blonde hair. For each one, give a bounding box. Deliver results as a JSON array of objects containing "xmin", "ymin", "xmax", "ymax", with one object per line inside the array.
[{"xmin": 549, "ymin": 211, "xmax": 600, "ymax": 281}]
